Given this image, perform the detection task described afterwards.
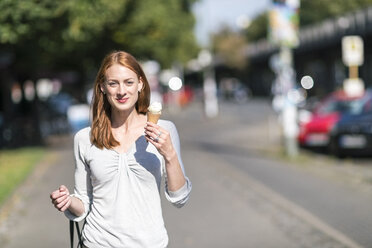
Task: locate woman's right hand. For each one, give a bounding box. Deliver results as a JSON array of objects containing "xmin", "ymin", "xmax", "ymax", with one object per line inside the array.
[{"xmin": 50, "ymin": 185, "xmax": 72, "ymax": 212}]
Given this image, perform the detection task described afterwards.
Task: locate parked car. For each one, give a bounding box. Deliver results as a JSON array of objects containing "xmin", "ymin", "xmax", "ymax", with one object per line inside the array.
[
  {"xmin": 298, "ymin": 90, "xmax": 364, "ymax": 148},
  {"xmin": 329, "ymin": 89, "xmax": 372, "ymax": 157}
]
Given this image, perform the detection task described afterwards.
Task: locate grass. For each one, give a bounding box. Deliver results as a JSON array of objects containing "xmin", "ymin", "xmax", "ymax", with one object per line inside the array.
[{"xmin": 0, "ymin": 147, "xmax": 45, "ymax": 206}]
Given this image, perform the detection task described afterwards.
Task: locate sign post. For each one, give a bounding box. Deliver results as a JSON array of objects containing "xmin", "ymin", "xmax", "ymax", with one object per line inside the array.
[
  {"xmin": 268, "ymin": 0, "xmax": 300, "ymax": 158},
  {"xmin": 342, "ymin": 36, "xmax": 364, "ymax": 96}
]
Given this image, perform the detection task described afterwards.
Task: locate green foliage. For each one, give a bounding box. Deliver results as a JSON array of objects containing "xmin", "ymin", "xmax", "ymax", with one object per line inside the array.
[
  {"xmin": 212, "ymin": 27, "xmax": 248, "ymax": 69},
  {"xmin": 0, "ymin": 0, "xmax": 199, "ymax": 77},
  {"xmin": 61, "ymin": 0, "xmax": 127, "ymax": 42},
  {"xmin": 0, "ymin": 0, "xmax": 60, "ymax": 44},
  {"xmin": 0, "ymin": 147, "xmax": 45, "ymax": 206},
  {"xmin": 108, "ymin": 0, "xmax": 199, "ymax": 67},
  {"xmin": 244, "ymin": 12, "xmax": 268, "ymax": 42}
]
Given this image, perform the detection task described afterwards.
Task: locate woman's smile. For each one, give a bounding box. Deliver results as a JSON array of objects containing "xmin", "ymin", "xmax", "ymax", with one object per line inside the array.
[{"xmin": 117, "ymin": 97, "xmax": 129, "ymax": 103}]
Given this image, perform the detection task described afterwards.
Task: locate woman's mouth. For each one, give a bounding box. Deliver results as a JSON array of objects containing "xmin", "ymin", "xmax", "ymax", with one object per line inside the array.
[{"xmin": 117, "ymin": 98, "xmax": 128, "ymax": 103}]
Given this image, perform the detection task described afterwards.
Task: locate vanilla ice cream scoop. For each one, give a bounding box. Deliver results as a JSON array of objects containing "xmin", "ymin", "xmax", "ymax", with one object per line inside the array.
[
  {"xmin": 147, "ymin": 102, "xmax": 162, "ymax": 123},
  {"xmin": 148, "ymin": 102, "xmax": 162, "ymax": 114}
]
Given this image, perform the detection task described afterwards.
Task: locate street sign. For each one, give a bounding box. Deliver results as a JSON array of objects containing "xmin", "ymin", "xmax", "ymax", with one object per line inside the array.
[
  {"xmin": 268, "ymin": 0, "xmax": 300, "ymax": 48},
  {"xmin": 342, "ymin": 36, "xmax": 364, "ymax": 66},
  {"xmin": 343, "ymin": 78, "xmax": 364, "ymax": 97}
]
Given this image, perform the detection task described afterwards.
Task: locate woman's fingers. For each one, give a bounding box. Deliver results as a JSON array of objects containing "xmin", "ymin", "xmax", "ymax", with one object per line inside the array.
[
  {"xmin": 50, "ymin": 185, "xmax": 71, "ymax": 211},
  {"xmin": 60, "ymin": 199, "xmax": 71, "ymax": 212},
  {"xmin": 52, "ymin": 193, "xmax": 71, "ymax": 211},
  {"xmin": 145, "ymin": 122, "xmax": 176, "ymax": 159},
  {"xmin": 56, "ymin": 195, "xmax": 71, "ymax": 211},
  {"xmin": 59, "ymin": 185, "xmax": 69, "ymax": 194},
  {"xmin": 50, "ymin": 191, "xmax": 66, "ymax": 204},
  {"xmin": 145, "ymin": 124, "xmax": 169, "ymax": 140},
  {"xmin": 146, "ymin": 121, "xmax": 159, "ymax": 128},
  {"xmin": 50, "ymin": 189, "xmax": 60, "ymax": 200},
  {"xmin": 51, "ymin": 185, "xmax": 69, "ymax": 199},
  {"xmin": 145, "ymin": 123, "xmax": 161, "ymax": 134}
]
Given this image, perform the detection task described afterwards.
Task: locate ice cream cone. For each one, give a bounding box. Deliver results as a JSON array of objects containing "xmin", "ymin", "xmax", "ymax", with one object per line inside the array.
[
  {"xmin": 147, "ymin": 102, "xmax": 162, "ymax": 124},
  {"xmin": 147, "ymin": 112, "xmax": 161, "ymax": 124}
]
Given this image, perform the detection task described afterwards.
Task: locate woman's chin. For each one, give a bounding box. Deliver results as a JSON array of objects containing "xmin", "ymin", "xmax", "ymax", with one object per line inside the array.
[{"xmin": 112, "ymin": 104, "xmax": 135, "ymax": 113}]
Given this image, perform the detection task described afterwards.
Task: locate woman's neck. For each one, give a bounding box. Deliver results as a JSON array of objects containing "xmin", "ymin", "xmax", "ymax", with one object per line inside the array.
[{"xmin": 110, "ymin": 107, "xmax": 140, "ymax": 132}]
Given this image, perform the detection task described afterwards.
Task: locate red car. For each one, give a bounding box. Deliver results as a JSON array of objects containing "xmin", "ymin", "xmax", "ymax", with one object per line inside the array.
[{"xmin": 298, "ymin": 90, "xmax": 364, "ymax": 147}]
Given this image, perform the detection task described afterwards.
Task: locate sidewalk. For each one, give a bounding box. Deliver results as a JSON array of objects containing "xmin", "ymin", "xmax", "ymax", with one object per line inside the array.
[{"xmin": 0, "ymin": 137, "xmax": 75, "ymax": 247}]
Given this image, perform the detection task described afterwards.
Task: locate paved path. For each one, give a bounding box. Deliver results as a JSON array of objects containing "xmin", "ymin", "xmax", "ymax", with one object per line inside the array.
[
  {"xmin": 0, "ymin": 139, "xmax": 75, "ymax": 247},
  {"xmin": 0, "ymin": 99, "xmax": 370, "ymax": 248}
]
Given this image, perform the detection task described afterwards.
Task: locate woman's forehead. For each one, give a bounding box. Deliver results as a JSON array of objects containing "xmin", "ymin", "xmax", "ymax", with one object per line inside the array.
[{"xmin": 105, "ymin": 64, "xmax": 137, "ymax": 79}]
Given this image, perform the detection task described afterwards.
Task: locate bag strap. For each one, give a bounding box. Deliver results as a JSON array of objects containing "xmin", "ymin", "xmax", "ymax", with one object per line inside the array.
[
  {"xmin": 69, "ymin": 220, "xmax": 74, "ymax": 248},
  {"xmin": 70, "ymin": 220, "xmax": 85, "ymax": 248},
  {"xmin": 75, "ymin": 221, "xmax": 83, "ymax": 247}
]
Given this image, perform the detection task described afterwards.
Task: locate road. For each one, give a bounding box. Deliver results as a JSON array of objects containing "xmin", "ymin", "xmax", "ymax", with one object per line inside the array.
[
  {"xmin": 163, "ymin": 99, "xmax": 372, "ymax": 248},
  {"xmin": 1, "ymin": 99, "xmax": 372, "ymax": 247}
]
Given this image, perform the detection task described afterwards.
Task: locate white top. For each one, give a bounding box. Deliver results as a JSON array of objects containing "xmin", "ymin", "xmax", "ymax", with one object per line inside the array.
[{"xmin": 65, "ymin": 120, "xmax": 192, "ymax": 248}]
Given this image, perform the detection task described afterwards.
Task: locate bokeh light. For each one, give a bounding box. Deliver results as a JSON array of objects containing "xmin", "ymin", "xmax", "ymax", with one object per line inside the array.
[
  {"xmin": 301, "ymin": 75, "xmax": 314, "ymax": 90},
  {"xmin": 169, "ymin": 77, "xmax": 183, "ymax": 91}
]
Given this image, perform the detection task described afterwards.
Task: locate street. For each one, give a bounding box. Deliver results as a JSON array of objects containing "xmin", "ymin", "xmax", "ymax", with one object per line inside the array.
[
  {"xmin": 164, "ymin": 99, "xmax": 372, "ymax": 248},
  {"xmin": 1, "ymin": 99, "xmax": 372, "ymax": 248}
]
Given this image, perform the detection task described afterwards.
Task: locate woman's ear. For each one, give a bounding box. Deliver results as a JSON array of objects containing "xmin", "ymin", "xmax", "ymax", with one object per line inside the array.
[
  {"xmin": 100, "ymin": 84, "xmax": 106, "ymax": 94},
  {"xmin": 138, "ymin": 78, "xmax": 144, "ymax": 93}
]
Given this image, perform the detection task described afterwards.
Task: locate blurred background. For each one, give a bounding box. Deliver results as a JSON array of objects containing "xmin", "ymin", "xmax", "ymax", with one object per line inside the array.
[{"xmin": 2, "ymin": 0, "xmax": 372, "ymax": 247}]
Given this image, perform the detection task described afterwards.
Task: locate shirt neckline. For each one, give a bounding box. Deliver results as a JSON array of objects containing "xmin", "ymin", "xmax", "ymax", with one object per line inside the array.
[{"xmin": 110, "ymin": 134, "xmax": 145, "ymax": 155}]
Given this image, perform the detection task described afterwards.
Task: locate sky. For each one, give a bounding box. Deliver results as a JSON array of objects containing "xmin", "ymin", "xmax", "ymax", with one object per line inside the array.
[{"xmin": 192, "ymin": 0, "xmax": 271, "ymax": 46}]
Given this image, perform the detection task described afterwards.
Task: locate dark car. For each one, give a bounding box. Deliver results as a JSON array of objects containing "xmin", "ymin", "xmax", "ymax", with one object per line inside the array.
[{"xmin": 329, "ymin": 89, "xmax": 372, "ymax": 157}]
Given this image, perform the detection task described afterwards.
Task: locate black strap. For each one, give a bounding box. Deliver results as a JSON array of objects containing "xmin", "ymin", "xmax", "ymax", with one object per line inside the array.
[
  {"xmin": 69, "ymin": 220, "xmax": 74, "ymax": 248},
  {"xmin": 70, "ymin": 220, "xmax": 84, "ymax": 248},
  {"xmin": 76, "ymin": 221, "xmax": 83, "ymax": 247}
]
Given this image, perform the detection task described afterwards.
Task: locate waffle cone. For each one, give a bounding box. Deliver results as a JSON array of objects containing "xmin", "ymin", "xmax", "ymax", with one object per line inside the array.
[{"xmin": 147, "ymin": 112, "xmax": 161, "ymax": 124}]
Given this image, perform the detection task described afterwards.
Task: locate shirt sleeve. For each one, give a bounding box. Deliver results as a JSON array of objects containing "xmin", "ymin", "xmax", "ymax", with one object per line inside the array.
[
  {"xmin": 64, "ymin": 129, "xmax": 93, "ymax": 222},
  {"xmin": 162, "ymin": 121, "xmax": 192, "ymax": 208}
]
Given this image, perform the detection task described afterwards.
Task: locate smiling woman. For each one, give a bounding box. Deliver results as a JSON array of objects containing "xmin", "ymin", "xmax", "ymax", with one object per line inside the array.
[{"xmin": 49, "ymin": 50, "xmax": 191, "ymax": 248}]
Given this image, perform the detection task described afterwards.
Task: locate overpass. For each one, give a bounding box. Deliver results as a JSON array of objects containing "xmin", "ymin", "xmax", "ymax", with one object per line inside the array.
[{"xmin": 246, "ymin": 6, "xmax": 372, "ymax": 97}]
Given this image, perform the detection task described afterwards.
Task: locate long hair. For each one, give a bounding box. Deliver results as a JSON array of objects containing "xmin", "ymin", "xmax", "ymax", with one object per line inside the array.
[{"xmin": 90, "ymin": 51, "xmax": 151, "ymax": 149}]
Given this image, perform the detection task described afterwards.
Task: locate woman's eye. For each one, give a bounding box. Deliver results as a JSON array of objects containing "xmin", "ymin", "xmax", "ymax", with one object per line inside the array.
[
  {"xmin": 108, "ymin": 81, "xmax": 118, "ymax": 87},
  {"xmin": 126, "ymin": 81, "xmax": 134, "ymax": 85}
]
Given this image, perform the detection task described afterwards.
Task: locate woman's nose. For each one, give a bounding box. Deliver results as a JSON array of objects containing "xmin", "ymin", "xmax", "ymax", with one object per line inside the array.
[{"xmin": 118, "ymin": 84, "xmax": 127, "ymax": 95}]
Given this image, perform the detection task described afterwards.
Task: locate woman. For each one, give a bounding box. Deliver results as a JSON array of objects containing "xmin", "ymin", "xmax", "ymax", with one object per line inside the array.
[{"xmin": 50, "ymin": 51, "xmax": 192, "ymax": 248}]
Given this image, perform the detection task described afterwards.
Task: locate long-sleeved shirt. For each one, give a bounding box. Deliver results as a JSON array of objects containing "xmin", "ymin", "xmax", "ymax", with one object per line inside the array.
[{"xmin": 64, "ymin": 120, "xmax": 192, "ymax": 248}]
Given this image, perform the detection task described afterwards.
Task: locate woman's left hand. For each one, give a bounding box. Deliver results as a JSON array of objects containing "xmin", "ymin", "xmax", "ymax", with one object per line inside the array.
[{"xmin": 145, "ymin": 122, "xmax": 176, "ymax": 161}]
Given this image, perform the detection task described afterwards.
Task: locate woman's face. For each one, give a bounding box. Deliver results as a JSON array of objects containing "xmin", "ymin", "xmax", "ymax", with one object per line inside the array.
[{"xmin": 101, "ymin": 64, "xmax": 143, "ymax": 113}]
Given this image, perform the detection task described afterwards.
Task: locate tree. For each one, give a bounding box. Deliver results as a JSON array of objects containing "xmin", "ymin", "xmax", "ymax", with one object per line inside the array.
[
  {"xmin": 0, "ymin": 0, "xmax": 199, "ymax": 77},
  {"xmin": 212, "ymin": 27, "xmax": 247, "ymax": 69},
  {"xmin": 244, "ymin": 12, "xmax": 268, "ymax": 42},
  {"xmin": 104, "ymin": 0, "xmax": 199, "ymax": 67}
]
